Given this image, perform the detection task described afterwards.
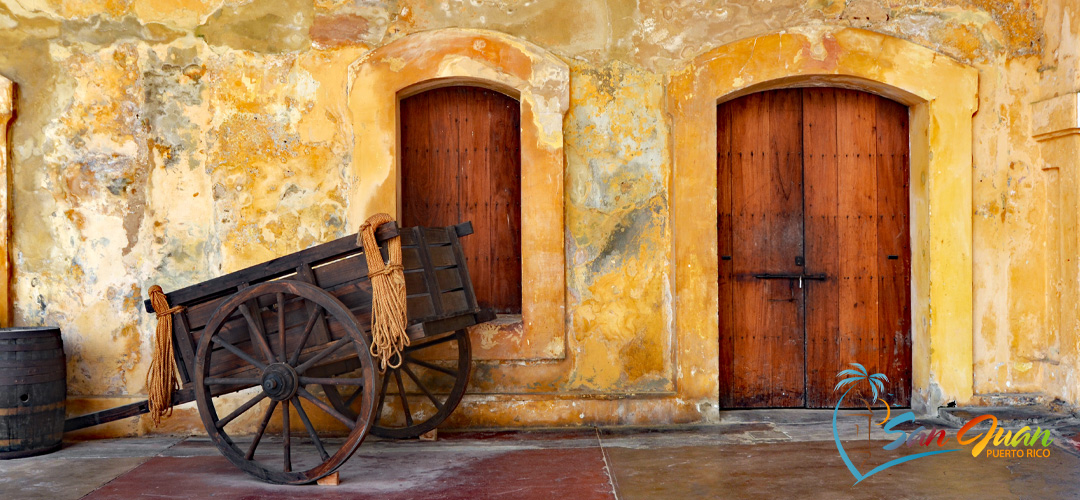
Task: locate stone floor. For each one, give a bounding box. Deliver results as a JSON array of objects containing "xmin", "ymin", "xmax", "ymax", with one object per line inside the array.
[{"xmin": 3, "ymin": 409, "xmax": 1079, "ymax": 499}]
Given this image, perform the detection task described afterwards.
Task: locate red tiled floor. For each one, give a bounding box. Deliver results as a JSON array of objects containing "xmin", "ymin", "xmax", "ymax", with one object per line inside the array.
[{"xmin": 84, "ymin": 446, "xmax": 616, "ymax": 499}]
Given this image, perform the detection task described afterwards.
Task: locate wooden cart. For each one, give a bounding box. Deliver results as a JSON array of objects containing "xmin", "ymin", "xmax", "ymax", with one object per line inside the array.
[{"xmin": 65, "ymin": 221, "xmax": 495, "ymax": 484}]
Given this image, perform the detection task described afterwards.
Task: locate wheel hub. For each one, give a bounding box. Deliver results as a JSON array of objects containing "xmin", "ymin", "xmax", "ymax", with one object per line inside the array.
[{"xmin": 261, "ymin": 363, "xmax": 298, "ymax": 401}]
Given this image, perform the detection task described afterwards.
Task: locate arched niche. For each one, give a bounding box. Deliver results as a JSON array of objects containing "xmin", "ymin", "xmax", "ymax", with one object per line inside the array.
[{"xmin": 667, "ymin": 27, "xmax": 978, "ymax": 412}]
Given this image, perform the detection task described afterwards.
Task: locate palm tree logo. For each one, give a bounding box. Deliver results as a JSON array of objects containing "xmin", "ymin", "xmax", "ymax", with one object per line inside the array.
[
  {"xmin": 834, "ymin": 363, "xmax": 890, "ymax": 459},
  {"xmin": 831, "ymin": 363, "xmax": 958, "ymax": 484}
]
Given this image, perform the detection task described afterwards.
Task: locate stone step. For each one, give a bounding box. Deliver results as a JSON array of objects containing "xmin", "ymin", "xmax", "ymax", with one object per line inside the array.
[{"xmin": 937, "ymin": 406, "xmax": 1076, "ymax": 430}]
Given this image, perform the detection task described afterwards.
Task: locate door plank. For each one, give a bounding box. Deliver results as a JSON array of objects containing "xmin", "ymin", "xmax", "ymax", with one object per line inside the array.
[
  {"xmin": 765, "ymin": 89, "xmax": 806, "ymax": 407},
  {"xmin": 803, "ymin": 88, "xmax": 841, "ymax": 408},
  {"xmin": 727, "ymin": 94, "xmax": 763, "ymax": 406},
  {"xmin": 874, "ymin": 96, "xmax": 912, "ymax": 406},
  {"xmin": 460, "ymin": 87, "xmax": 490, "ymax": 311},
  {"xmin": 834, "ymin": 89, "xmax": 881, "ymax": 408},
  {"xmin": 491, "ymin": 92, "xmax": 523, "ymax": 313},
  {"xmin": 717, "ymin": 101, "xmax": 735, "ymax": 408}
]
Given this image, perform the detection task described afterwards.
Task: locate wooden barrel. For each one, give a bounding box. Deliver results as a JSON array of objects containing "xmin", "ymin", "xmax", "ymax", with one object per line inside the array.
[{"xmin": 0, "ymin": 327, "xmax": 66, "ymax": 459}]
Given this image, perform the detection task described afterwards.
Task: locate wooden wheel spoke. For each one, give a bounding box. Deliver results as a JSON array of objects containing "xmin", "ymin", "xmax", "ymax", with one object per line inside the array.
[
  {"xmin": 343, "ymin": 386, "xmax": 364, "ymax": 407},
  {"xmin": 401, "ymin": 363, "xmax": 443, "ymax": 411},
  {"xmin": 282, "ymin": 399, "xmax": 291, "ymax": 473},
  {"xmin": 239, "ymin": 302, "xmax": 276, "ymax": 364},
  {"xmin": 296, "ymin": 387, "xmax": 355, "ymax": 429},
  {"xmin": 295, "ymin": 336, "xmax": 352, "ymax": 374},
  {"xmin": 404, "ymin": 356, "xmax": 457, "ymax": 377},
  {"xmin": 215, "ymin": 391, "xmax": 268, "ymax": 429},
  {"xmin": 204, "ymin": 377, "xmax": 261, "ymax": 386},
  {"xmin": 291, "ymin": 396, "xmax": 330, "ymax": 462},
  {"xmin": 288, "ymin": 306, "xmax": 324, "ymax": 365},
  {"xmin": 211, "ymin": 336, "xmax": 268, "ymax": 371},
  {"xmin": 375, "ymin": 373, "xmax": 390, "ymax": 421},
  {"xmin": 321, "ymin": 384, "xmax": 349, "ymax": 416},
  {"xmin": 299, "ymin": 377, "xmax": 364, "ymax": 386},
  {"xmin": 276, "ymin": 293, "xmax": 287, "ymax": 363},
  {"xmin": 393, "ymin": 369, "xmax": 414, "ymax": 427},
  {"xmin": 403, "ymin": 333, "xmax": 458, "ymax": 352},
  {"xmin": 245, "ymin": 400, "xmax": 278, "ymax": 460}
]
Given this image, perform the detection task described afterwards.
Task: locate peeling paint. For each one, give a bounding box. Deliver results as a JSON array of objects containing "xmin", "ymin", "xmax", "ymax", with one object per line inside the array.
[{"xmin": 0, "ymin": 0, "xmax": 1070, "ymax": 436}]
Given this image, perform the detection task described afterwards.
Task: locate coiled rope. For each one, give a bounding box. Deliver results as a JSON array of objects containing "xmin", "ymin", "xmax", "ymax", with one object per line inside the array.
[
  {"xmin": 357, "ymin": 213, "xmax": 409, "ymax": 371},
  {"xmin": 146, "ymin": 285, "xmax": 183, "ymax": 424}
]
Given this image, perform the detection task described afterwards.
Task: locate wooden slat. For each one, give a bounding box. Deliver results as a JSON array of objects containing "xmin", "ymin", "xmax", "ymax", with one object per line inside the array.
[
  {"xmin": 296, "ymin": 263, "xmax": 332, "ymax": 345},
  {"xmin": 438, "ymin": 290, "xmax": 469, "ymax": 315},
  {"xmin": 310, "ymin": 255, "xmax": 367, "ymax": 291},
  {"xmin": 420, "ymin": 312, "xmax": 484, "ymax": 338},
  {"xmin": 835, "ymin": 89, "xmax": 880, "ymax": 408},
  {"xmin": 413, "ymin": 227, "xmax": 444, "ymax": 317},
  {"xmin": 449, "ymin": 224, "xmax": 480, "ymax": 312},
  {"xmin": 874, "ymin": 96, "xmax": 912, "ymax": 406},
  {"xmin": 406, "ymin": 295, "xmax": 436, "ymax": 320},
  {"xmin": 491, "ymin": 90, "xmax": 522, "ymax": 313},
  {"xmin": 171, "ymin": 312, "xmax": 196, "ymax": 385},
  {"xmin": 765, "ymin": 89, "xmax": 806, "ymax": 407},
  {"xmin": 330, "ymin": 281, "xmax": 375, "ymax": 317},
  {"xmin": 401, "ymin": 247, "xmax": 424, "ymax": 271},
  {"xmin": 803, "ymin": 88, "xmax": 841, "ymax": 408},
  {"xmin": 421, "ymin": 227, "xmax": 452, "ymax": 245},
  {"xmin": 143, "ymin": 223, "xmax": 399, "ymax": 312},
  {"xmin": 462, "ymin": 87, "xmax": 492, "ymax": 314},
  {"xmin": 435, "ymin": 267, "xmax": 463, "ymax": 292},
  {"xmin": 727, "ymin": 93, "xmax": 765, "ymax": 407},
  {"xmin": 403, "ymin": 270, "xmax": 429, "ymax": 294},
  {"xmin": 427, "ymin": 245, "xmax": 458, "ymax": 268}
]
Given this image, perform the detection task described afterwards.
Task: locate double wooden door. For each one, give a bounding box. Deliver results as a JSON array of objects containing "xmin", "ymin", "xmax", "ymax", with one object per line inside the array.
[{"xmin": 717, "ymin": 88, "xmax": 911, "ymax": 408}]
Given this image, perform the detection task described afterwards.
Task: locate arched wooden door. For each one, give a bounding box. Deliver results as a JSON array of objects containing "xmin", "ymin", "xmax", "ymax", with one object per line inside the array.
[
  {"xmin": 400, "ymin": 86, "xmax": 522, "ymax": 314},
  {"xmin": 717, "ymin": 88, "xmax": 911, "ymax": 408}
]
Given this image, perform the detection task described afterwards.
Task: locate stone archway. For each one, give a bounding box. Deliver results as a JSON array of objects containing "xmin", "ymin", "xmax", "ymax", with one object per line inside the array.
[{"xmin": 668, "ymin": 27, "xmax": 979, "ymax": 412}]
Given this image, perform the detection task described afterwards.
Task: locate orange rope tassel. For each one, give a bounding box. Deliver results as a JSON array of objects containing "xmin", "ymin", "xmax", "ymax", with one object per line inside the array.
[
  {"xmin": 146, "ymin": 285, "xmax": 183, "ymax": 424},
  {"xmin": 357, "ymin": 214, "xmax": 409, "ymax": 371}
]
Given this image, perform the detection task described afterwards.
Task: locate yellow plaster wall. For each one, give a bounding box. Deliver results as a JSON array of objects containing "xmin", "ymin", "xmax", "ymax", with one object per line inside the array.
[
  {"xmin": 0, "ymin": 0, "xmax": 1070, "ymax": 435},
  {"xmin": 1032, "ymin": 0, "xmax": 1080, "ymax": 405}
]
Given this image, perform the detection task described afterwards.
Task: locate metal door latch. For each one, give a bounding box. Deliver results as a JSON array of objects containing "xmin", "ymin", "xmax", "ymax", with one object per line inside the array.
[{"xmin": 753, "ymin": 273, "xmax": 828, "ymax": 289}]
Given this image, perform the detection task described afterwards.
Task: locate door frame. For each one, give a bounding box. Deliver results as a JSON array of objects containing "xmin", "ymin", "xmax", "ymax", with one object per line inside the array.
[
  {"xmin": 348, "ymin": 29, "xmax": 570, "ymax": 364},
  {"xmin": 669, "ymin": 27, "xmax": 978, "ymax": 414}
]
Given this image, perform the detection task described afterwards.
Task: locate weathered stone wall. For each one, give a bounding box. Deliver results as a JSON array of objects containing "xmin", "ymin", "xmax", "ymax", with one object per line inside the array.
[
  {"xmin": 1033, "ymin": 0, "xmax": 1080, "ymax": 405},
  {"xmin": 0, "ymin": 0, "xmax": 1070, "ymax": 435}
]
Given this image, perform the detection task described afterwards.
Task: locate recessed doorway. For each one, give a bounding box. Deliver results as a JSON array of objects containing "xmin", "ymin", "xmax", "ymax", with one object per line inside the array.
[{"xmin": 717, "ymin": 88, "xmax": 912, "ymax": 408}]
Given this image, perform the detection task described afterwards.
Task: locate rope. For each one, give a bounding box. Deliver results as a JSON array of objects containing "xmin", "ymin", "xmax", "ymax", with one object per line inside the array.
[
  {"xmin": 146, "ymin": 285, "xmax": 183, "ymax": 425},
  {"xmin": 357, "ymin": 213, "xmax": 409, "ymax": 371}
]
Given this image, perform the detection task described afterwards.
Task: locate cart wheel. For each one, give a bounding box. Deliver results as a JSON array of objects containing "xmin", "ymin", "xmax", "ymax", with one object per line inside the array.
[
  {"xmin": 194, "ymin": 280, "xmax": 377, "ymax": 485},
  {"xmin": 367, "ymin": 328, "xmax": 471, "ymax": 439}
]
